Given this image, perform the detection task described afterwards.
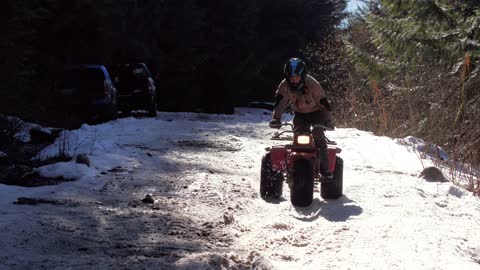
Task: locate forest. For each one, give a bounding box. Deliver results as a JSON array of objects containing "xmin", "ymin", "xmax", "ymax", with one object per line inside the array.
[
  {"xmin": 2, "ymin": 0, "xmax": 480, "ymax": 171},
  {"xmin": 0, "ymin": 0, "xmax": 346, "ymax": 116}
]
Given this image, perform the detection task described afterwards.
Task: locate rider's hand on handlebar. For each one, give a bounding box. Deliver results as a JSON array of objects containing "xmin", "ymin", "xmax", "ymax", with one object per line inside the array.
[{"xmin": 269, "ymin": 119, "xmax": 282, "ymax": 129}]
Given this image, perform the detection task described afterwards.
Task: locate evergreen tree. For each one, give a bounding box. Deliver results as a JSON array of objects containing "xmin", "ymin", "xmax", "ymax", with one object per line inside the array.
[{"xmin": 344, "ymin": 0, "xmax": 480, "ymax": 164}]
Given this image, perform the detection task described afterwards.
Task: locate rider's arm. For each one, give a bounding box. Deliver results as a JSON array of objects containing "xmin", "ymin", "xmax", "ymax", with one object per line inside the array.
[{"xmin": 272, "ymin": 80, "xmax": 289, "ymax": 121}]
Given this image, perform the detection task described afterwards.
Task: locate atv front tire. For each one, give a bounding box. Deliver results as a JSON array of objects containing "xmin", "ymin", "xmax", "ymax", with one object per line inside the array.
[
  {"xmin": 291, "ymin": 159, "xmax": 314, "ymax": 207},
  {"xmin": 260, "ymin": 153, "xmax": 283, "ymax": 199},
  {"xmin": 321, "ymin": 156, "xmax": 343, "ymax": 199}
]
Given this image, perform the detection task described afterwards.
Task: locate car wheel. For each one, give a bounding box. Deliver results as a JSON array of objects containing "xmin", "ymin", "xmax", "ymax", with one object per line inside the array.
[{"xmin": 101, "ymin": 97, "xmax": 118, "ymax": 122}]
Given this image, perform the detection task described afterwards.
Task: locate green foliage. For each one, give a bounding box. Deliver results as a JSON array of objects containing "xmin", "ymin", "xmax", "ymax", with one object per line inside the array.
[
  {"xmin": 366, "ymin": 0, "xmax": 480, "ymax": 73},
  {"xmin": 343, "ymin": 0, "xmax": 480, "ymax": 166}
]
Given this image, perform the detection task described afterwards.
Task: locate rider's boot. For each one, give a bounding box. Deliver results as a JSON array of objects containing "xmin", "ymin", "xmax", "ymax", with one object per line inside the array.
[{"xmin": 319, "ymin": 148, "xmax": 333, "ymax": 180}]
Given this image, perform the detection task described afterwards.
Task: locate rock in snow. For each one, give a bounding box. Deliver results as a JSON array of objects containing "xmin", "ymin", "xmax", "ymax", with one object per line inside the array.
[
  {"xmin": 142, "ymin": 194, "xmax": 155, "ymax": 204},
  {"xmin": 75, "ymin": 154, "xmax": 91, "ymax": 167},
  {"xmin": 223, "ymin": 211, "xmax": 235, "ymax": 225},
  {"xmin": 419, "ymin": 166, "xmax": 448, "ymax": 182}
]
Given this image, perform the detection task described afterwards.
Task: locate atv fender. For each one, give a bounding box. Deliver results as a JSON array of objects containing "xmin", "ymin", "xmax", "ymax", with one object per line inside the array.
[
  {"xmin": 270, "ymin": 146, "xmax": 287, "ymax": 171},
  {"xmin": 328, "ymin": 146, "xmax": 337, "ymax": 172}
]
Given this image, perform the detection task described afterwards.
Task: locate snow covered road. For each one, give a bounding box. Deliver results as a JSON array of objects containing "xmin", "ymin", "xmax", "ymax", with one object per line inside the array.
[{"xmin": 1, "ymin": 108, "xmax": 480, "ymax": 269}]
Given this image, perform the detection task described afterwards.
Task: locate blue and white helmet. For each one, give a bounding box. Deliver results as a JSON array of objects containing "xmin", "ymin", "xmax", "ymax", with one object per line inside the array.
[{"xmin": 283, "ymin": 58, "xmax": 307, "ymax": 93}]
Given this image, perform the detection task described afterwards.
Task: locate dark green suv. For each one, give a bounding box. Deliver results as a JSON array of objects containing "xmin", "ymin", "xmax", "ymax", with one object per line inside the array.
[{"xmin": 109, "ymin": 63, "xmax": 157, "ymax": 117}]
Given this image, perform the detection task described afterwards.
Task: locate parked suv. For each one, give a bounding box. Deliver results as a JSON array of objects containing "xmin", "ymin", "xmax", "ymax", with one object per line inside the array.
[
  {"xmin": 53, "ymin": 65, "xmax": 118, "ymax": 122},
  {"xmin": 108, "ymin": 63, "xmax": 157, "ymax": 117}
]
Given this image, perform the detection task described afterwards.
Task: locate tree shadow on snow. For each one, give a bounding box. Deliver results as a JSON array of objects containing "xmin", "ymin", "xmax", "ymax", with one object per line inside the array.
[{"xmin": 292, "ymin": 196, "xmax": 363, "ymax": 222}]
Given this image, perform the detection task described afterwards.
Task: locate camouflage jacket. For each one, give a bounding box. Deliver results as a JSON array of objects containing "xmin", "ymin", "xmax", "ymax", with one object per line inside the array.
[{"xmin": 272, "ymin": 75, "xmax": 327, "ymax": 120}]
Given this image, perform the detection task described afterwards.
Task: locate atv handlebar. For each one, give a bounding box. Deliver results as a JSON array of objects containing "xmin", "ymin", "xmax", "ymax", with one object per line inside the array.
[
  {"xmin": 270, "ymin": 122, "xmax": 294, "ymax": 141},
  {"xmin": 279, "ymin": 122, "xmax": 293, "ymax": 129},
  {"xmin": 269, "ymin": 122, "xmax": 334, "ymax": 141},
  {"xmin": 271, "ymin": 122, "xmax": 333, "ymax": 131}
]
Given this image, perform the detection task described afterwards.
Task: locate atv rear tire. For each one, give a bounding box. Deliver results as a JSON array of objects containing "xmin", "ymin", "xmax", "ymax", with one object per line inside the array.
[
  {"xmin": 321, "ymin": 156, "xmax": 343, "ymax": 200},
  {"xmin": 291, "ymin": 159, "xmax": 314, "ymax": 207},
  {"xmin": 260, "ymin": 153, "xmax": 283, "ymax": 199}
]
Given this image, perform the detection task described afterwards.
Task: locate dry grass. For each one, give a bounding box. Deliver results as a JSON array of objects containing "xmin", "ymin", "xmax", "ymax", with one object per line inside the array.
[{"xmin": 338, "ymin": 53, "xmax": 480, "ymax": 195}]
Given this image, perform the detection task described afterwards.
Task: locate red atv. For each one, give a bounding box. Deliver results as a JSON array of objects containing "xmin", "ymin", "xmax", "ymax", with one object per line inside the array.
[{"xmin": 260, "ymin": 122, "xmax": 343, "ymax": 206}]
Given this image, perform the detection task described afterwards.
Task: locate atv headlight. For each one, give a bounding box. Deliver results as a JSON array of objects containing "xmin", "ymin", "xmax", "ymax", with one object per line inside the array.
[{"xmin": 296, "ymin": 135, "xmax": 311, "ymax": 145}]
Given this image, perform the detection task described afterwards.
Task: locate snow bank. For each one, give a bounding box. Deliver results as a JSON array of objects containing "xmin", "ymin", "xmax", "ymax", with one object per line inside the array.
[
  {"xmin": 6, "ymin": 116, "xmax": 42, "ymax": 143},
  {"xmin": 396, "ymin": 136, "xmax": 449, "ymax": 161},
  {"xmin": 34, "ymin": 161, "xmax": 95, "ymax": 180}
]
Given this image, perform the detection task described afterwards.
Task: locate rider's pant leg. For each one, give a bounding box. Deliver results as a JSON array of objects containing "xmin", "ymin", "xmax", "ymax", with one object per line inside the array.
[{"xmin": 293, "ymin": 112, "xmax": 309, "ymax": 133}]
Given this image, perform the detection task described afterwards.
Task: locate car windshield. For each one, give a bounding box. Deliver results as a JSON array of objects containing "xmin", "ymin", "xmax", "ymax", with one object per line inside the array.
[
  {"xmin": 132, "ymin": 67, "xmax": 148, "ymax": 79},
  {"xmin": 57, "ymin": 68, "xmax": 105, "ymax": 90},
  {"xmin": 115, "ymin": 66, "xmax": 147, "ymax": 80}
]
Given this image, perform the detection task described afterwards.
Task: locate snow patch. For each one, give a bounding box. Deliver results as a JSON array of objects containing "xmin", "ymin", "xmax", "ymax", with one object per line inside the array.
[
  {"xmin": 224, "ymin": 135, "xmax": 241, "ymax": 142},
  {"xmin": 34, "ymin": 161, "xmax": 95, "ymax": 180},
  {"xmin": 448, "ymin": 186, "xmax": 468, "ymax": 198},
  {"xmin": 0, "ymin": 185, "xmax": 26, "ymax": 207},
  {"xmin": 396, "ymin": 136, "xmax": 449, "ymax": 161},
  {"xmin": 11, "ymin": 119, "xmax": 41, "ymax": 143},
  {"xmin": 175, "ymin": 252, "xmax": 275, "ymax": 270},
  {"xmin": 6, "ymin": 116, "xmax": 58, "ymax": 143}
]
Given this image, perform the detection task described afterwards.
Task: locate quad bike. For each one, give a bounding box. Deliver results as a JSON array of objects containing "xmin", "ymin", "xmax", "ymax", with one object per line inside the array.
[{"xmin": 260, "ymin": 122, "xmax": 343, "ymax": 207}]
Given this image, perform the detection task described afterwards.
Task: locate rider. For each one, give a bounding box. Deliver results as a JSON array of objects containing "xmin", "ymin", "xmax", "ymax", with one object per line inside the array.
[{"xmin": 269, "ymin": 57, "xmax": 335, "ymax": 179}]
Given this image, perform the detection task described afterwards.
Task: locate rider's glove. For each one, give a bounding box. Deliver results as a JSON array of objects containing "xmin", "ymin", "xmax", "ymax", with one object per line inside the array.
[{"xmin": 269, "ymin": 119, "xmax": 282, "ymax": 129}]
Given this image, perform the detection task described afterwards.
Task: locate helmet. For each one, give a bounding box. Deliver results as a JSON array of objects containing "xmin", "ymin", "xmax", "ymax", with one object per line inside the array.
[{"xmin": 284, "ymin": 58, "xmax": 307, "ymax": 93}]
